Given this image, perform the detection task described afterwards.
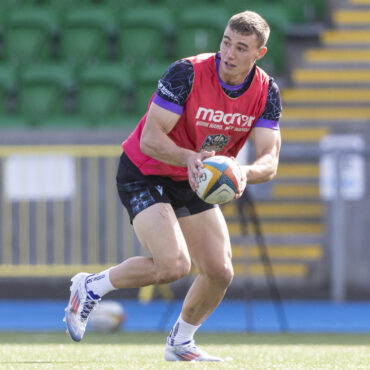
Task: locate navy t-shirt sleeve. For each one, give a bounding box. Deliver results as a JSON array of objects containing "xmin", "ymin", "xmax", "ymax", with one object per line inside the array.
[
  {"xmin": 254, "ymin": 78, "xmax": 282, "ymax": 130},
  {"xmin": 152, "ymin": 59, "xmax": 193, "ymax": 115}
]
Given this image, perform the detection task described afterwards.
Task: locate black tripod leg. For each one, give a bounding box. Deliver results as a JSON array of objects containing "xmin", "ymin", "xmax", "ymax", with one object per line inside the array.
[{"xmin": 245, "ymin": 191, "xmax": 289, "ymax": 332}]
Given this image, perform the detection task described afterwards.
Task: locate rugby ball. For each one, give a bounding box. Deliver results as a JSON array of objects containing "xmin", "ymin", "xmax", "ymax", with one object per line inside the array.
[
  {"xmin": 89, "ymin": 300, "xmax": 126, "ymax": 333},
  {"xmin": 195, "ymin": 155, "xmax": 242, "ymax": 204}
]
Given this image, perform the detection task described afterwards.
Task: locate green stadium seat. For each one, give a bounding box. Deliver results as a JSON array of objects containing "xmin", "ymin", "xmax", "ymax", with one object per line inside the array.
[
  {"xmin": 89, "ymin": 0, "xmax": 139, "ymax": 10},
  {"xmin": 174, "ymin": 6, "xmax": 230, "ymax": 59},
  {"xmin": 134, "ymin": 63, "xmax": 168, "ymax": 115},
  {"xmin": 162, "ymin": 0, "xmax": 262, "ymax": 13},
  {"xmin": 0, "ymin": 63, "xmax": 17, "ymax": 113},
  {"xmin": 246, "ymin": 4, "xmax": 290, "ymax": 74},
  {"xmin": 24, "ymin": 0, "xmax": 90, "ymax": 18},
  {"xmin": 60, "ymin": 6, "xmax": 117, "ymax": 68},
  {"xmin": 3, "ymin": 7, "xmax": 58, "ymax": 65},
  {"xmin": 0, "ymin": 0, "xmax": 34, "ymax": 15},
  {"xmin": 282, "ymin": 0, "xmax": 327, "ymax": 23},
  {"xmin": 17, "ymin": 63, "xmax": 75, "ymax": 126},
  {"xmin": 0, "ymin": 63, "xmax": 29, "ymax": 128},
  {"xmin": 75, "ymin": 63, "xmax": 134, "ymax": 126},
  {"xmin": 118, "ymin": 6, "xmax": 174, "ymax": 65}
]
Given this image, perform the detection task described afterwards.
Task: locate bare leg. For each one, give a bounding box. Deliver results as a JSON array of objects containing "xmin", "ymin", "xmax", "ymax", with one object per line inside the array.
[
  {"xmin": 178, "ymin": 207, "xmax": 233, "ymax": 325},
  {"xmin": 110, "ymin": 203, "xmax": 192, "ymax": 289}
]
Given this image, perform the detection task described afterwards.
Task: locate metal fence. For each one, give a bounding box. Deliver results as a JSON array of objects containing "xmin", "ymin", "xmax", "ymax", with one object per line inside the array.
[
  {"xmin": 0, "ymin": 145, "xmax": 136, "ymax": 277},
  {"xmin": 0, "ymin": 140, "xmax": 369, "ymax": 301}
]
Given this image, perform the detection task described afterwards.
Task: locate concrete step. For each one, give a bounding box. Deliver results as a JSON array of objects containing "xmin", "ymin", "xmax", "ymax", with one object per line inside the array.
[
  {"xmin": 232, "ymin": 244, "xmax": 323, "ymax": 260},
  {"xmin": 321, "ymin": 29, "xmax": 370, "ymax": 45},
  {"xmin": 227, "ymin": 221, "xmax": 323, "ymax": 236},
  {"xmin": 339, "ymin": 0, "xmax": 370, "ymax": 8},
  {"xmin": 333, "ymin": 9, "xmax": 370, "ymax": 26},
  {"xmin": 292, "ymin": 68, "xmax": 370, "ymax": 84},
  {"xmin": 233, "ymin": 262, "xmax": 308, "ymax": 278},
  {"xmin": 222, "ymin": 201, "xmax": 323, "ymax": 219},
  {"xmin": 272, "ymin": 183, "xmax": 319, "ymax": 199},
  {"xmin": 303, "ymin": 48, "xmax": 370, "ymax": 64},
  {"xmin": 280, "ymin": 126, "xmax": 329, "ymax": 142},
  {"xmin": 277, "ymin": 163, "xmax": 319, "ymax": 178},
  {"xmin": 349, "ymin": 0, "xmax": 370, "ymax": 4},
  {"xmin": 282, "ymin": 88, "xmax": 370, "ymax": 104},
  {"xmin": 282, "ymin": 106, "xmax": 370, "ymax": 121},
  {"xmin": 230, "ymin": 234, "xmax": 323, "ymax": 245}
]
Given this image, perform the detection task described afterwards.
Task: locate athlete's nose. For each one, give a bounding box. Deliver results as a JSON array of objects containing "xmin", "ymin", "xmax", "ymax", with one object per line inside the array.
[{"xmin": 226, "ymin": 46, "xmax": 236, "ymax": 59}]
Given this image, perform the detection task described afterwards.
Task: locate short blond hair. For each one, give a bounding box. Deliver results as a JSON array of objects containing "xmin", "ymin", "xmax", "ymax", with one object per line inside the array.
[{"xmin": 227, "ymin": 11, "xmax": 270, "ymax": 48}]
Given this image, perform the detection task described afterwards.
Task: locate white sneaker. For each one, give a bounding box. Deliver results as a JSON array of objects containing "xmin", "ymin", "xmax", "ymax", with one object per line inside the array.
[
  {"xmin": 164, "ymin": 340, "xmax": 223, "ymax": 362},
  {"xmin": 63, "ymin": 272, "xmax": 101, "ymax": 342}
]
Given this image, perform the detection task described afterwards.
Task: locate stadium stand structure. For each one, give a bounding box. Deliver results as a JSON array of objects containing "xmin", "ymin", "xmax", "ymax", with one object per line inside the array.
[
  {"xmin": 0, "ymin": 0, "xmax": 328, "ymax": 128},
  {"xmin": 223, "ymin": 0, "xmax": 370, "ymax": 296},
  {"xmin": 59, "ymin": 6, "xmax": 117, "ymax": 69},
  {"xmin": 174, "ymin": 5, "xmax": 229, "ymax": 60},
  {"xmin": 76, "ymin": 62, "xmax": 135, "ymax": 127},
  {"xmin": 7, "ymin": 0, "xmax": 366, "ymax": 300},
  {"xmin": 118, "ymin": 5, "xmax": 174, "ymax": 65},
  {"xmin": 18, "ymin": 63, "xmax": 75, "ymax": 127}
]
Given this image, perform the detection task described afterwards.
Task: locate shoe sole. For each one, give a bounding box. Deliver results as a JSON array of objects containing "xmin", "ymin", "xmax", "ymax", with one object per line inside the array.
[{"xmin": 164, "ymin": 348, "xmax": 222, "ymax": 362}]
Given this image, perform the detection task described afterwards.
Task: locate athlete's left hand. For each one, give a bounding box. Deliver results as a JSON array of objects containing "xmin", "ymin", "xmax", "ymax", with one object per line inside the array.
[{"xmin": 231, "ymin": 157, "xmax": 247, "ymax": 199}]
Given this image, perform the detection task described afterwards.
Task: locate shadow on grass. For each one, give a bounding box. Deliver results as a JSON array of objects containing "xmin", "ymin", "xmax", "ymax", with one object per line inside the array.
[{"xmin": 1, "ymin": 332, "xmax": 370, "ymax": 346}]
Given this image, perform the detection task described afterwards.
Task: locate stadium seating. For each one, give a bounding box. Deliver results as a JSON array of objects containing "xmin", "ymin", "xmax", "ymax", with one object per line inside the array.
[
  {"xmin": 0, "ymin": 63, "xmax": 16, "ymax": 114},
  {"xmin": 89, "ymin": 0, "xmax": 141, "ymax": 10},
  {"xmin": 0, "ymin": 63, "xmax": 29, "ymax": 128},
  {"xmin": 160, "ymin": 0, "xmax": 261, "ymax": 12},
  {"xmin": 2, "ymin": 6, "xmax": 58, "ymax": 66},
  {"xmin": 23, "ymin": 0, "xmax": 92, "ymax": 17},
  {"xmin": 0, "ymin": 0, "xmax": 328, "ymax": 129},
  {"xmin": 174, "ymin": 6, "xmax": 230, "ymax": 59},
  {"xmin": 248, "ymin": 4, "xmax": 291, "ymax": 74},
  {"xmin": 282, "ymin": 0, "xmax": 327, "ymax": 23},
  {"xmin": 59, "ymin": 6, "xmax": 117, "ymax": 68},
  {"xmin": 75, "ymin": 63, "xmax": 135, "ymax": 126},
  {"xmin": 134, "ymin": 63, "xmax": 168, "ymax": 115},
  {"xmin": 17, "ymin": 63, "xmax": 75, "ymax": 126},
  {"xmin": 118, "ymin": 6, "xmax": 175, "ymax": 65}
]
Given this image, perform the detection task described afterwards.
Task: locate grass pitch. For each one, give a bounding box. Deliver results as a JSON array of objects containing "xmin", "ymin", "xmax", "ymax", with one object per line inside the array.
[{"xmin": 0, "ymin": 332, "xmax": 370, "ymax": 369}]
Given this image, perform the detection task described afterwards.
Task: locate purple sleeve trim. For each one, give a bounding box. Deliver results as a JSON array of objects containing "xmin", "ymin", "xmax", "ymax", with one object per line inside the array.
[
  {"xmin": 152, "ymin": 94, "xmax": 183, "ymax": 115},
  {"xmin": 254, "ymin": 118, "xmax": 280, "ymax": 130}
]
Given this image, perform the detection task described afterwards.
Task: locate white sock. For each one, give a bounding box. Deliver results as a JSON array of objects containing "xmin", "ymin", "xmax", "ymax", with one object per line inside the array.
[
  {"xmin": 167, "ymin": 315, "xmax": 200, "ymax": 346},
  {"xmin": 85, "ymin": 268, "xmax": 117, "ymax": 298}
]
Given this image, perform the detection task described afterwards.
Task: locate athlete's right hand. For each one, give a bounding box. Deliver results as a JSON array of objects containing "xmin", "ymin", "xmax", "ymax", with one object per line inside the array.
[{"xmin": 187, "ymin": 151, "xmax": 215, "ymax": 191}]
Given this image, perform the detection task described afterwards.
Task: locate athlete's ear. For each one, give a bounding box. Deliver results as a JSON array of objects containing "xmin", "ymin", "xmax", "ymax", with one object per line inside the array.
[{"xmin": 256, "ymin": 46, "xmax": 267, "ymax": 61}]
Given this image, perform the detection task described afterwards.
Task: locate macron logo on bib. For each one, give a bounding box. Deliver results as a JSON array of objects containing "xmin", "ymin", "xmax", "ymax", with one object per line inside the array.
[{"xmin": 195, "ymin": 107, "xmax": 255, "ymax": 127}]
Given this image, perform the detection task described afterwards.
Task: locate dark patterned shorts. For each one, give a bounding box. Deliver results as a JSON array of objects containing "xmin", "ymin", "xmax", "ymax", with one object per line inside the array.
[{"xmin": 116, "ymin": 152, "xmax": 216, "ymax": 223}]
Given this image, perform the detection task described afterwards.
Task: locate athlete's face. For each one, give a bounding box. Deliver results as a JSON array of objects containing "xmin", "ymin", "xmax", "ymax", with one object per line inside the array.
[{"xmin": 219, "ymin": 26, "xmax": 267, "ymax": 85}]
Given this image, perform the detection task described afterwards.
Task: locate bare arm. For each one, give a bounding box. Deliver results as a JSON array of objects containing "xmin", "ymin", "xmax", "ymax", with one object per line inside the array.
[
  {"xmin": 140, "ymin": 102, "xmax": 214, "ymax": 189},
  {"xmin": 244, "ymin": 127, "xmax": 281, "ymax": 184}
]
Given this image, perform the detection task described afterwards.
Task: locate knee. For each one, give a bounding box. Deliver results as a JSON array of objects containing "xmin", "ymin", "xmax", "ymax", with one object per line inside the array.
[
  {"xmin": 219, "ymin": 264, "xmax": 234, "ymax": 288},
  {"xmin": 207, "ymin": 263, "xmax": 234, "ymax": 289},
  {"xmin": 156, "ymin": 254, "xmax": 191, "ymax": 284}
]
